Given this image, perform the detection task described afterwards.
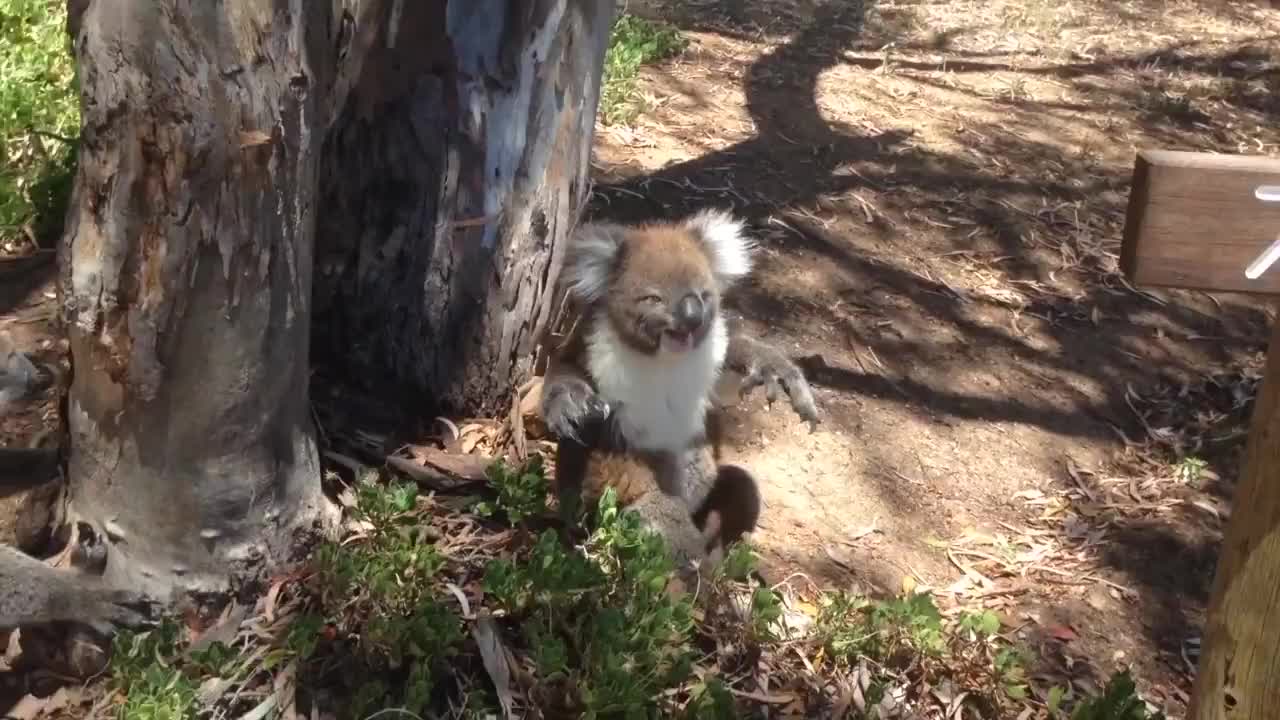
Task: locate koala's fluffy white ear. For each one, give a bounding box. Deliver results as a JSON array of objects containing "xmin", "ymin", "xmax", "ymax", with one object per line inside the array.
[
  {"xmin": 684, "ymin": 208, "xmax": 755, "ymax": 287},
  {"xmin": 562, "ymin": 222, "xmax": 627, "ymax": 304}
]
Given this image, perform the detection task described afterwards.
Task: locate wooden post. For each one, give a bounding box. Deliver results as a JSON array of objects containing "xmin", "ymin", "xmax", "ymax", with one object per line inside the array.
[{"xmin": 1121, "ymin": 149, "xmax": 1280, "ymax": 718}]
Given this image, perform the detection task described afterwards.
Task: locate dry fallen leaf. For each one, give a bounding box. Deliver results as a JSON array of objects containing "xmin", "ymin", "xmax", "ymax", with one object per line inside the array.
[
  {"xmin": 274, "ymin": 660, "xmax": 300, "ymax": 720},
  {"xmin": 7, "ymin": 687, "xmax": 79, "ymax": 719},
  {"xmin": 1046, "ymin": 624, "xmax": 1079, "ymax": 642},
  {"xmin": 473, "ymin": 616, "xmax": 516, "ymax": 719},
  {"xmin": 413, "ymin": 445, "xmax": 492, "ymax": 480},
  {"xmin": 2, "ymin": 628, "xmax": 21, "ymax": 670},
  {"xmin": 198, "ymin": 676, "xmax": 237, "ymax": 706},
  {"xmin": 189, "ymin": 601, "xmax": 248, "ymax": 652}
]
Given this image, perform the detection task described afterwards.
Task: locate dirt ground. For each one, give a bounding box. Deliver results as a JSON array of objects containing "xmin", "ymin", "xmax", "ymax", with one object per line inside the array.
[
  {"xmin": 2, "ymin": 0, "xmax": 1278, "ymax": 716},
  {"xmin": 583, "ymin": 0, "xmax": 1279, "ymax": 714}
]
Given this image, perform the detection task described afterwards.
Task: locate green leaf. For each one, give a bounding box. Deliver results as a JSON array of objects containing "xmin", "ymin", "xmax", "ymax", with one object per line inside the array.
[{"xmin": 1048, "ymin": 686, "xmax": 1066, "ymax": 714}]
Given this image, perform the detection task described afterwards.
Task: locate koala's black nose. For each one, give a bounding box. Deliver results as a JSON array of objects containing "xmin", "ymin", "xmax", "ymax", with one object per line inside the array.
[{"xmin": 674, "ymin": 293, "xmax": 704, "ymax": 333}]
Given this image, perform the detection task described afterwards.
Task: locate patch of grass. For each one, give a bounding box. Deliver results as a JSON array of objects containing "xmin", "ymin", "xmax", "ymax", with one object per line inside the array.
[
  {"xmin": 101, "ymin": 459, "xmax": 1168, "ymax": 719},
  {"xmin": 108, "ymin": 621, "xmax": 200, "ymax": 720},
  {"xmin": 0, "ymin": 0, "xmax": 79, "ymax": 249},
  {"xmin": 472, "ymin": 454, "xmax": 550, "ymax": 524},
  {"xmin": 1174, "ymin": 455, "xmax": 1208, "ymax": 485},
  {"xmin": 309, "ymin": 478, "xmax": 464, "ymax": 715},
  {"xmin": 816, "ymin": 591, "xmax": 1035, "ymax": 714},
  {"xmin": 485, "ymin": 486, "xmax": 697, "ymax": 716},
  {"xmin": 600, "ymin": 13, "xmax": 688, "ymax": 126},
  {"xmin": 1067, "ymin": 670, "xmax": 1165, "ymax": 720}
]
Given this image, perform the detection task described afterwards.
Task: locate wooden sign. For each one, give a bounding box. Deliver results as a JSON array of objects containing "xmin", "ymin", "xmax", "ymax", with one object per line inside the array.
[
  {"xmin": 1121, "ymin": 150, "xmax": 1280, "ymax": 295},
  {"xmin": 1121, "ymin": 148, "xmax": 1280, "ymax": 718}
]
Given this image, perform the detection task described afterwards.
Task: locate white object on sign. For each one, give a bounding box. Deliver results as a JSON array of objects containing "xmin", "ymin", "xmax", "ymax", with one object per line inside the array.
[{"xmin": 1245, "ymin": 186, "xmax": 1280, "ymax": 280}]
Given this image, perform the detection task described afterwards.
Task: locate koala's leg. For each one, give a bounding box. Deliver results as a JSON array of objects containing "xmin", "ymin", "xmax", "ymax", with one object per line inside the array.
[
  {"xmin": 553, "ymin": 439, "xmax": 590, "ymax": 531},
  {"xmin": 628, "ymin": 490, "xmax": 710, "ymax": 569},
  {"xmin": 724, "ymin": 321, "xmax": 819, "ymax": 430},
  {"xmin": 0, "ymin": 544, "xmax": 155, "ymax": 633},
  {"xmin": 681, "ymin": 444, "xmax": 719, "ymax": 511},
  {"xmin": 692, "ymin": 464, "xmax": 761, "ymax": 553}
]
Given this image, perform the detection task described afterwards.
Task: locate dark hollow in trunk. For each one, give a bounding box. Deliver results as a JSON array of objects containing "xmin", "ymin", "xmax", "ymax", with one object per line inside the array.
[{"xmin": 313, "ymin": 0, "xmax": 614, "ymax": 419}]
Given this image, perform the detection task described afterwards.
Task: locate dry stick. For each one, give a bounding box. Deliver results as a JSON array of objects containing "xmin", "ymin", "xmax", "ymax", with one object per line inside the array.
[
  {"xmin": 842, "ymin": 317, "xmax": 912, "ymax": 401},
  {"xmin": 383, "ymin": 455, "xmax": 478, "ymax": 492}
]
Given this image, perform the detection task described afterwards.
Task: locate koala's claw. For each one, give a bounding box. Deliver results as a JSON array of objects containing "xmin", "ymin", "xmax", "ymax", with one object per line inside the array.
[
  {"xmin": 543, "ymin": 380, "xmax": 614, "ymax": 447},
  {"xmin": 740, "ymin": 366, "xmax": 820, "ymax": 431},
  {"xmin": 100, "ymin": 589, "xmax": 161, "ymax": 629}
]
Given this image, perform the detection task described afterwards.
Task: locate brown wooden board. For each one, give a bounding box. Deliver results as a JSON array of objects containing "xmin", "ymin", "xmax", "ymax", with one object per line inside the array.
[{"xmin": 1120, "ymin": 149, "xmax": 1280, "ymax": 295}]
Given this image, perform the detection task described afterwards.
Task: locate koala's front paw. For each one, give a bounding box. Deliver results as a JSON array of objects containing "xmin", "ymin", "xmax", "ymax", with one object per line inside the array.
[
  {"xmin": 740, "ymin": 362, "xmax": 820, "ymax": 432},
  {"xmin": 542, "ymin": 378, "xmax": 613, "ymax": 446},
  {"xmin": 94, "ymin": 587, "xmax": 160, "ymax": 630}
]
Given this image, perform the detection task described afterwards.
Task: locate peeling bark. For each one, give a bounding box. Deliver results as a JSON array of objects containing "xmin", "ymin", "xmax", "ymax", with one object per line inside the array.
[
  {"xmin": 313, "ymin": 0, "xmax": 614, "ymax": 417},
  {"xmin": 55, "ymin": 0, "xmax": 612, "ymax": 607},
  {"xmin": 58, "ymin": 0, "xmax": 386, "ymax": 598}
]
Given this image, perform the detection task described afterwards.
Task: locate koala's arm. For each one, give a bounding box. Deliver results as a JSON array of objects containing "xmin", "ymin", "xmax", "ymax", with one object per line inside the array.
[
  {"xmin": 541, "ymin": 320, "xmax": 624, "ymax": 450},
  {"xmin": 724, "ymin": 318, "xmax": 819, "ymax": 430},
  {"xmin": 0, "ymin": 544, "xmax": 155, "ymax": 632}
]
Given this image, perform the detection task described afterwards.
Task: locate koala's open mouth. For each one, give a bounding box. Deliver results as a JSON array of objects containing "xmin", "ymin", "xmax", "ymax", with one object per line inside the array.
[{"xmin": 661, "ymin": 330, "xmax": 696, "ymax": 353}]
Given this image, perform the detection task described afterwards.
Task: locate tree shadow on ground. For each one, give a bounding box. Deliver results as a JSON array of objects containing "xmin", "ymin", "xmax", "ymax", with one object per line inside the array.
[
  {"xmin": 590, "ymin": 0, "xmax": 1269, "ymax": 441},
  {"xmin": 586, "ymin": 0, "xmax": 1278, "ymax": 699}
]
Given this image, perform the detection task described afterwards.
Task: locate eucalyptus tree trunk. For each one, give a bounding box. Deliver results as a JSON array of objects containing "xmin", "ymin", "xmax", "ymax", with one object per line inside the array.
[
  {"xmin": 313, "ymin": 0, "xmax": 614, "ymax": 417},
  {"xmin": 52, "ymin": 0, "xmax": 613, "ymax": 607},
  {"xmin": 56, "ymin": 0, "xmax": 387, "ymax": 599}
]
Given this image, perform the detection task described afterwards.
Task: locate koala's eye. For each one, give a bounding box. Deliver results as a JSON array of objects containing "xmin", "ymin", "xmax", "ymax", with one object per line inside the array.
[
  {"xmin": 638, "ymin": 293, "xmax": 662, "ymax": 304},
  {"xmin": 700, "ymin": 290, "xmax": 712, "ymax": 301}
]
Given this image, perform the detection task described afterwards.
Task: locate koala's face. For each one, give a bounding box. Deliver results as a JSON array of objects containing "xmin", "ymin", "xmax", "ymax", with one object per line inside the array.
[
  {"xmin": 563, "ymin": 209, "xmax": 755, "ymax": 357},
  {"xmin": 605, "ymin": 227, "xmax": 720, "ymax": 355}
]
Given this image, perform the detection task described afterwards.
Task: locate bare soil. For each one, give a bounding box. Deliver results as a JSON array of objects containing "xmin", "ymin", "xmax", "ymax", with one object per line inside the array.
[
  {"xmin": 2, "ymin": 0, "xmax": 1278, "ymax": 716},
  {"xmin": 584, "ymin": 0, "xmax": 1279, "ymax": 714}
]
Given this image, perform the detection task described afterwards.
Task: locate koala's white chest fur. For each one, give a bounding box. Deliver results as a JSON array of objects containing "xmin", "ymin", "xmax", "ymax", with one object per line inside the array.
[{"xmin": 585, "ymin": 312, "xmax": 728, "ymax": 454}]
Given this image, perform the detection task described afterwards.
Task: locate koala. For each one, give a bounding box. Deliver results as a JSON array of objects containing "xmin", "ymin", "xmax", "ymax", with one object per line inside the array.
[
  {"xmin": 0, "ymin": 360, "xmax": 152, "ymax": 632},
  {"xmin": 540, "ymin": 209, "xmax": 817, "ymax": 568},
  {"xmin": 0, "ymin": 446, "xmax": 154, "ymax": 634},
  {"xmin": 0, "ymin": 543, "xmax": 155, "ymax": 632}
]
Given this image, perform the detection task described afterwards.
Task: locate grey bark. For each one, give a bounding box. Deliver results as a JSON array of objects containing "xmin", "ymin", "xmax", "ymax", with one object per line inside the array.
[
  {"xmin": 49, "ymin": 0, "xmax": 612, "ymax": 613},
  {"xmin": 313, "ymin": 0, "xmax": 614, "ymax": 417},
  {"xmin": 56, "ymin": 0, "xmax": 388, "ymax": 599}
]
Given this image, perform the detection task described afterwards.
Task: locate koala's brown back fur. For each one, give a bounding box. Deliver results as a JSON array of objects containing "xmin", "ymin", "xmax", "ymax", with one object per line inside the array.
[{"xmin": 575, "ymin": 451, "xmax": 661, "ymax": 507}]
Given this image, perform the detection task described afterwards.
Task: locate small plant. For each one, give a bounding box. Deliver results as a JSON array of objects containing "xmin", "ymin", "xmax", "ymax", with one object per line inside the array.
[
  {"xmin": 682, "ymin": 677, "xmax": 739, "ymax": 719},
  {"xmin": 1174, "ymin": 456, "xmax": 1208, "ymax": 485},
  {"xmin": 956, "ymin": 608, "xmax": 1003, "ymax": 638},
  {"xmin": 0, "ymin": 0, "xmax": 80, "ymax": 248},
  {"xmin": 308, "ymin": 479, "xmax": 463, "ymax": 714},
  {"xmin": 108, "ymin": 620, "xmax": 200, "ymax": 720},
  {"xmin": 474, "ymin": 455, "xmax": 550, "ymax": 524},
  {"xmin": 712, "ymin": 538, "xmax": 760, "ymax": 584},
  {"xmin": 749, "ymin": 586, "xmax": 784, "ymax": 641},
  {"xmin": 815, "ymin": 590, "xmax": 1038, "ymax": 712},
  {"xmin": 600, "ymin": 13, "xmax": 688, "ymax": 125},
  {"xmin": 816, "ymin": 591, "xmax": 875, "ymax": 662},
  {"xmin": 482, "ymin": 487, "xmax": 697, "ymax": 716},
  {"xmin": 868, "ymin": 590, "xmax": 946, "ymax": 659},
  {"xmin": 1070, "ymin": 671, "xmax": 1165, "ymax": 720}
]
